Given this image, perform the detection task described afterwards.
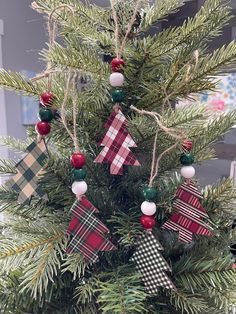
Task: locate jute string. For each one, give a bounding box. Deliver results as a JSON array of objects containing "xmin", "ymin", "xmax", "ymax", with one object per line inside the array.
[
  {"xmin": 130, "ymin": 105, "xmax": 185, "ymax": 187},
  {"xmin": 110, "ymin": 0, "xmax": 142, "ymax": 58},
  {"xmin": 31, "ymin": 3, "xmax": 79, "ymax": 151},
  {"xmin": 60, "ymin": 70, "xmax": 80, "ymax": 152},
  {"xmin": 31, "ymin": 3, "xmax": 74, "ymax": 87}
]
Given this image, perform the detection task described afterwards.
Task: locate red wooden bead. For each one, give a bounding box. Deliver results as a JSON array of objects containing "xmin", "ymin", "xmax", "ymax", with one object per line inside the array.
[
  {"xmin": 182, "ymin": 140, "xmax": 193, "ymax": 152},
  {"xmin": 40, "ymin": 91, "xmax": 54, "ymax": 106},
  {"xmin": 70, "ymin": 152, "xmax": 86, "ymax": 168},
  {"xmin": 36, "ymin": 121, "xmax": 51, "ymax": 136},
  {"xmin": 111, "ymin": 58, "xmax": 125, "ymax": 72},
  {"xmin": 140, "ymin": 214, "xmax": 156, "ymax": 230}
]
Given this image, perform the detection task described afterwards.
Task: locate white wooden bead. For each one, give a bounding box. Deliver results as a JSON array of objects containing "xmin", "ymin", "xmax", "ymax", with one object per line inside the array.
[
  {"xmin": 141, "ymin": 201, "xmax": 157, "ymax": 216},
  {"xmin": 109, "ymin": 72, "xmax": 124, "ymax": 87},
  {"xmin": 180, "ymin": 166, "xmax": 195, "ymax": 178},
  {"xmin": 72, "ymin": 181, "xmax": 88, "ymax": 196}
]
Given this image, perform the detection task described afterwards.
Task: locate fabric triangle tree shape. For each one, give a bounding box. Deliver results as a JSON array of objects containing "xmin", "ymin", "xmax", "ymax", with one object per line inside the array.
[
  {"xmin": 94, "ymin": 109, "xmax": 140, "ymax": 175},
  {"xmin": 162, "ymin": 180, "xmax": 212, "ymax": 242},
  {"xmin": 130, "ymin": 232, "xmax": 175, "ymax": 294},
  {"xmin": 66, "ymin": 196, "xmax": 116, "ymax": 263},
  {"xmin": 7, "ymin": 140, "xmax": 48, "ymax": 205}
]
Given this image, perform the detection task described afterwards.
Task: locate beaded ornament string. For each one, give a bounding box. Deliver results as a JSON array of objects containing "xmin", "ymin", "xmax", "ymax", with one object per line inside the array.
[{"xmin": 109, "ymin": 0, "xmax": 143, "ymax": 109}]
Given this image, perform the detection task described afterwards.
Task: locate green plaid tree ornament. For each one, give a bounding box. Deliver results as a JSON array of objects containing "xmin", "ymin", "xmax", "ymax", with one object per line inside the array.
[{"xmin": 7, "ymin": 140, "xmax": 48, "ymax": 205}]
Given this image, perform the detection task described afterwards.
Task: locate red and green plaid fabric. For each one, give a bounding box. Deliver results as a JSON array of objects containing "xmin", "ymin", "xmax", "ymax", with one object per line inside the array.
[
  {"xmin": 162, "ymin": 181, "xmax": 212, "ymax": 243},
  {"xmin": 7, "ymin": 140, "xmax": 48, "ymax": 205},
  {"xmin": 66, "ymin": 196, "xmax": 116, "ymax": 263},
  {"xmin": 94, "ymin": 109, "xmax": 140, "ymax": 175}
]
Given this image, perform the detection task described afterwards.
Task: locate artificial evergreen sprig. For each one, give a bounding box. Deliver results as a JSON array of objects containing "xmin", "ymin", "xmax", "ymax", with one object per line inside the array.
[{"xmin": 0, "ymin": 0, "xmax": 235, "ymax": 312}]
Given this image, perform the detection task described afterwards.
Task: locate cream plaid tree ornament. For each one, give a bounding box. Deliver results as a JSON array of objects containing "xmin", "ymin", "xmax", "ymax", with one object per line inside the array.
[{"xmin": 7, "ymin": 140, "xmax": 48, "ymax": 205}]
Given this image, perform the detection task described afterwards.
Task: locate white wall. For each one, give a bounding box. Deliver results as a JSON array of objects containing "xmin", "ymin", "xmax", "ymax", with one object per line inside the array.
[{"xmin": 0, "ymin": 19, "xmax": 7, "ymax": 161}]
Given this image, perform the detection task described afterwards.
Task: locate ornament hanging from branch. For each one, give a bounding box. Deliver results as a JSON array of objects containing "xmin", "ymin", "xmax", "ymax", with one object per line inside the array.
[
  {"xmin": 8, "ymin": 5, "xmax": 72, "ymax": 205},
  {"xmin": 7, "ymin": 89, "xmax": 55, "ymax": 205},
  {"xmin": 94, "ymin": 0, "xmax": 141, "ymax": 175},
  {"xmin": 94, "ymin": 108, "xmax": 140, "ymax": 175},
  {"xmin": 129, "ymin": 106, "xmax": 184, "ymax": 293},
  {"xmin": 31, "ymin": 5, "xmax": 116, "ymax": 263},
  {"xmin": 162, "ymin": 141, "xmax": 212, "ymax": 242},
  {"xmin": 66, "ymin": 196, "xmax": 116, "ymax": 263},
  {"xmin": 131, "ymin": 232, "xmax": 175, "ymax": 293},
  {"xmin": 8, "ymin": 78, "xmax": 56, "ymax": 205},
  {"xmin": 60, "ymin": 72, "xmax": 116, "ymax": 263},
  {"xmin": 7, "ymin": 140, "xmax": 48, "ymax": 205}
]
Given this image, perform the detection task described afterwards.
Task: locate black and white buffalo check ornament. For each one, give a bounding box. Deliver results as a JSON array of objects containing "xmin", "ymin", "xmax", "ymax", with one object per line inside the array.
[
  {"xmin": 131, "ymin": 232, "xmax": 175, "ymax": 294},
  {"xmin": 7, "ymin": 140, "xmax": 48, "ymax": 205}
]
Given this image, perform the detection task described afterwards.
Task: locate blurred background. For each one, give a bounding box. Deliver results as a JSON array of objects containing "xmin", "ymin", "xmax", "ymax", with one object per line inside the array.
[{"xmin": 1, "ymin": 0, "xmax": 236, "ymax": 186}]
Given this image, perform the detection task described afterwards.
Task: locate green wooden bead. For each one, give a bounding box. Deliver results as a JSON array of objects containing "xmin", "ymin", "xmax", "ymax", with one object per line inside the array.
[
  {"xmin": 142, "ymin": 187, "xmax": 158, "ymax": 201},
  {"xmin": 180, "ymin": 153, "xmax": 194, "ymax": 166},
  {"xmin": 39, "ymin": 108, "xmax": 54, "ymax": 122},
  {"xmin": 72, "ymin": 168, "xmax": 87, "ymax": 181},
  {"xmin": 111, "ymin": 89, "xmax": 125, "ymax": 103}
]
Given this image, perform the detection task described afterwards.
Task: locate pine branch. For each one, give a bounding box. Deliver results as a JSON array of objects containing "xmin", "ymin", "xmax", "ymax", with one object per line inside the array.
[
  {"xmin": 34, "ymin": 0, "xmax": 112, "ymax": 31},
  {"xmin": 61, "ymin": 254, "xmax": 86, "ymax": 280},
  {"xmin": 206, "ymin": 286, "xmax": 236, "ymax": 311},
  {"xmin": 130, "ymin": 105, "xmax": 206, "ymax": 145},
  {"xmin": 34, "ymin": 0, "xmax": 114, "ymax": 54},
  {"xmin": 126, "ymin": 0, "xmax": 232, "ymax": 101},
  {"xmin": 148, "ymin": 0, "xmax": 232, "ymax": 60},
  {"xmin": 109, "ymin": 209, "xmax": 142, "ymax": 246},
  {"xmin": 203, "ymin": 178, "xmax": 236, "ymax": 215},
  {"xmin": 19, "ymin": 232, "xmax": 65, "ymax": 299},
  {"xmin": 74, "ymin": 276, "xmax": 97, "ymax": 306},
  {"xmin": 194, "ymin": 42, "xmax": 236, "ymax": 78},
  {"xmin": 0, "ymin": 136, "xmax": 29, "ymax": 154},
  {"xmin": 167, "ymin": 289, "xmax": 208, "ymax": 314},
  {"xmin": 0, "ymin": 159, "xmax": 17, "ymax": 175},
  {"xmin": 175, "ymin": 257, "xmax": 235, "ymax": 292},
  {"xmin": 0, "ymin": 215, "xmax": 66, "ymax": 299},
  {"xmin": 96, "ymin": 266, "xmax": 148, "ymax": 314},
  {"xmin": 43, "ymin": 43, "xmax": 110, "ymax": 77},
  {"xmin": 0, "ymin": 69, "xmax": 44, "ymax": 97},
  {"xmin": 141, "ymin": 0, "xmax": 186, "ymax": 31},
  {"xmin": 190, "ymin": 111, "xmax": 236, "ymax": 157}
]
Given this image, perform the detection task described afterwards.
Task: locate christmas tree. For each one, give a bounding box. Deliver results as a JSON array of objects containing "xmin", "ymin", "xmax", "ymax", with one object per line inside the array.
[{"xmin": 0, "ymin": 0, "xmax": 236, "ymax": 313}]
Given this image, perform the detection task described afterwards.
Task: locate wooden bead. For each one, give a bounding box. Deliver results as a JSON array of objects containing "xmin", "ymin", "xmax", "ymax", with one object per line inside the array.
[
  {"xmin": 36, "ymin": 121, "xmax": 51, "ymax": 135},
  {"xmin": 38, "ymin": 108, "xmax": 54, "ymax": 122},
  {"xmin": 111, "ymin": 58, "xmax": 125, "ymax": 72},
  {"xmin": 140, "ymin": 214, "xmax": 156, "ymax": 230},
  {"xmin": 70, "ymin": 153, "xmax": 86, "ymax": 168},
  {"xmin": 180, "ymin": 153, "xmax": 194, "ymax": 166},
  {"xmin": 142, "ymin": 187, "xmax": 158, "ymax": 201},
  {"xmin": 111, "ymin": 89, "xmax": 125, "ymax": 103},
  {"xmin": 40, "ymin": 91, "xmax": 54, "ymax": 106}
]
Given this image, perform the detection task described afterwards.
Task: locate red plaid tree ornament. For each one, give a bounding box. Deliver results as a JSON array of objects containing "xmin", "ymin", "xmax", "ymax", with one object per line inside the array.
[
  {"xmin": 66, "ymin": 196, "xmax": 116, "ymax": 263},
  {"xmin": 162, "ymin": 181, "xmax": 212, "ymax": 243},
  {"xmin": 94, "ymin": 109, "xmax": 140, "ymax": 175}
]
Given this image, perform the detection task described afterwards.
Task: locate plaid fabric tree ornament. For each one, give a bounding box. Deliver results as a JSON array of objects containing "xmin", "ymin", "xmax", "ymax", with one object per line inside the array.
[
  {"xmin": 58, "ymin": 73, "xmax": 116, "ymax": 264},
  {"xmin": 7, "ymin": 89, "xmax": 56, "ymax": 205},
  {"xmin": 129, "ymin": 184, "xmax": 175, "ymax": 293},
  {"xmin": 66, "ymin": 196, "xmax": 116, "ymax": 263},
  {"xmin": 94, "ymin": 109, "xmax": 140, "ymax": 175},
  {"xmin": 162, "ymin": 140, "xmax": 212, "ymax": 242},
  {"xmin": 162, "ymin": 180, "xmax": 212, "ymax": 242},
  {"xmin": 7, "ymin": 140, "xmax": 48, "ymax": 205},
  {"xmin": 131, "ymin": 232, "xmax": 175, "ymax": 293}
]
